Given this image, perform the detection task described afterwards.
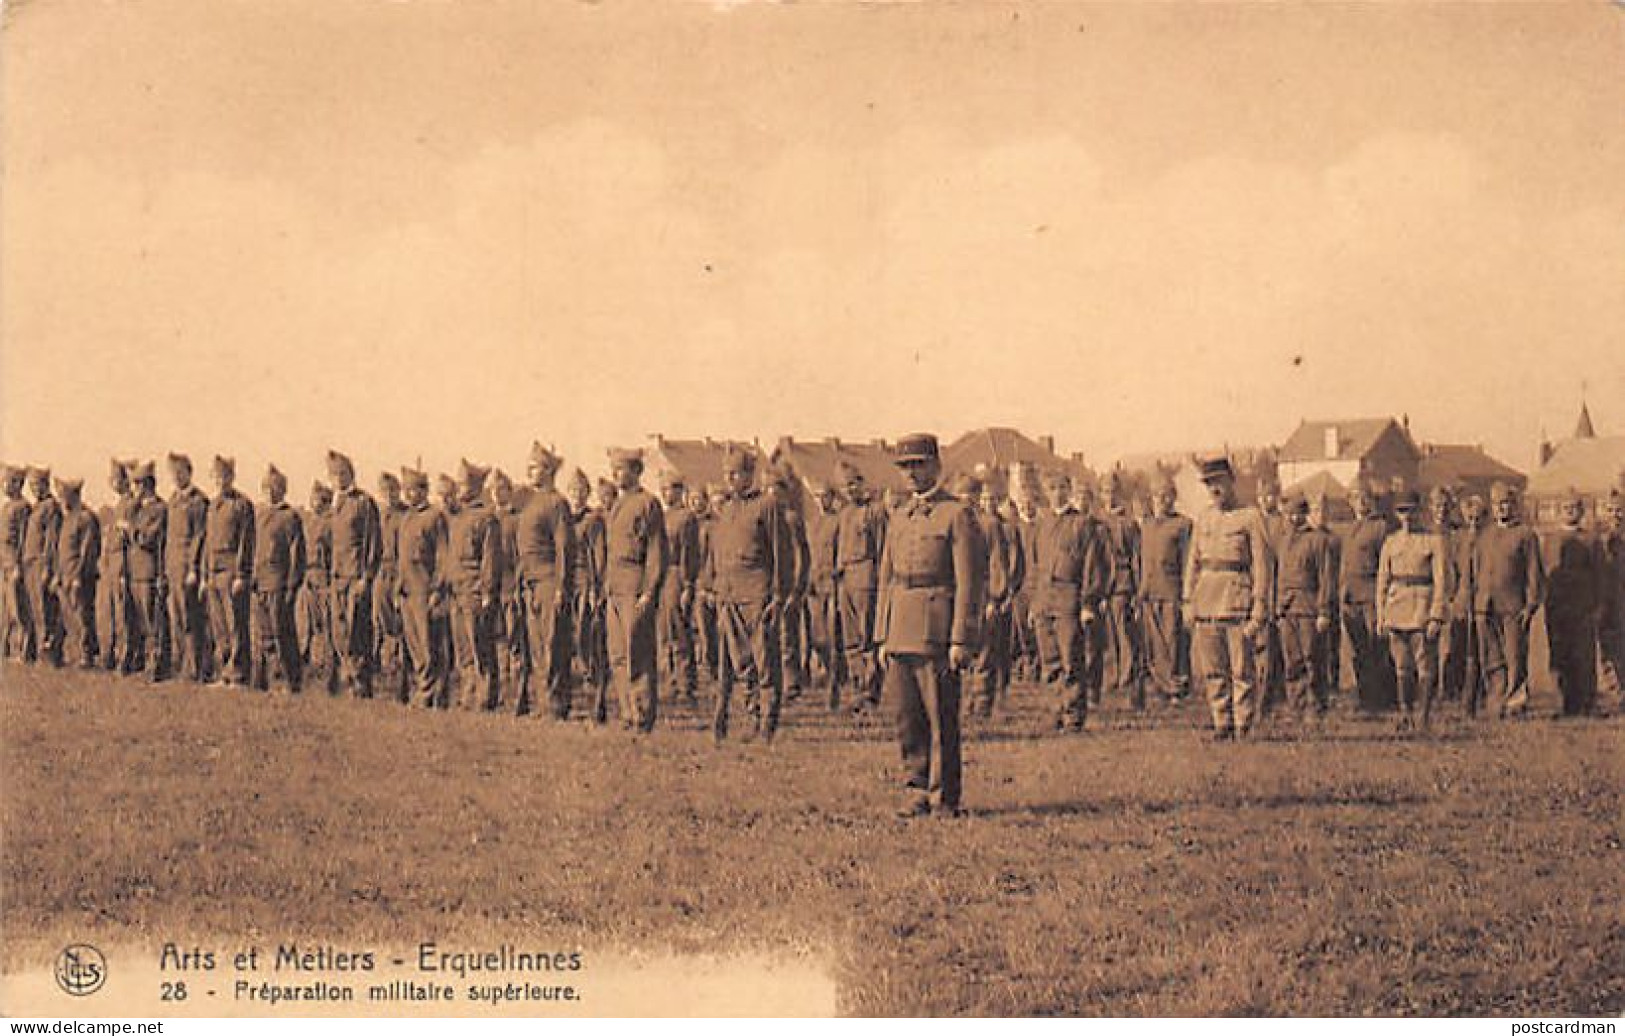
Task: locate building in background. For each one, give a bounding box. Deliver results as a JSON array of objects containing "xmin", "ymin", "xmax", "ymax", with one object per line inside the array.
[
  {"xmin": 1528, "ymin": 402, "xmax": 1625, "ymax": 524},
  {"xmin": 1416, "ymin": 443, "xmax": 1526, "ymax": 504},
  {"xmin": 1277, "ymin": 417, "xmax": 1421, "ymax": 498}
]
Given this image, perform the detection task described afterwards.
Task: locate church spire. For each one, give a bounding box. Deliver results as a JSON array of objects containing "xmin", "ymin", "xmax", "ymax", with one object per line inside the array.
[{"xmin": 1575, "ymin": 400, "xmax": 1596, "ymax": 440}]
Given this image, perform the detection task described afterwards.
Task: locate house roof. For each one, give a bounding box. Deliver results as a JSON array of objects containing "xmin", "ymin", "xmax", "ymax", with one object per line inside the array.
[
  {"xmin": 646, "ymin": 437, "xmax": 765, "ymax": 490},
  {"xmin": 1417, "ymin": 444, "xmax": 1526, "ymax": 489},
  {"xmin": 1575, "ymin": 402, "xmax": 1596, "ymax": 440},
  {"xmin": 942, "ymin": 427, "xmax": 1068, "ymax": 474},
  {"xmin": 770, "ymin": 437, "xmax": 909, "ymax": 492},
  {"xmin": 1527, "ymin": 435, "xmax": 1625, "ymax": 496},
  {"xmin": 1279, "ymin": 418, "xmax": 1412, "ymax": 463},
  {"xmin": 1284, "ymin": 469, "xmax": 1348, "ymax": 500}
]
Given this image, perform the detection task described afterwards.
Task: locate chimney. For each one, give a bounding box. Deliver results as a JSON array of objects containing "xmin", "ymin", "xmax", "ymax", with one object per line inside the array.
[
  {"xmin": 1323, "ymin": 426, "xmax": 1339, "ymax": 460},
  {"xmin": 1039, "ymin": 435, "xmax": 1056, "ymax": 455}
]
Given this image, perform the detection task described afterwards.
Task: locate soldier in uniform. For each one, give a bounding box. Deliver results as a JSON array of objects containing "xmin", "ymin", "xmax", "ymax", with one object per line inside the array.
[
  {"xmin": 1183, "ymin": 457, "xmax": 1272, "ymax": 740},
  {"xmin": 434, "ymin": 473, "xmax": 462, "ymax": 680},
  {"xmin": 326, "ymin": 451, "xmax": 382, "ymax": 698},
  {"xmin": 515, "ymin": 443, "xmax": 576, "ymax": 720},
  {"xmin": 1376, "ymin": 489, "xmax": 1449, "ymax": 731},
  {"xmin": 1450, "ymin": 492, "xmax": 1489, "ymax": 713},
  {"xmin": 876, "ymin": 434, "xmax": 984, "ymax": 818},
  {"xmin": 766, "ymin": 464, "xmax": 811, "ymax": 703},
  {"xmin": 1254, "ymin": 476, "xmax": 1289, "ymax": 715},
  {"xmin": 1071, "ymin": 483, "xmax": 1110, "ymax": 708},
  {"xmin": 374, "ymin": 472, "xmax": 409, "ymax": 702},
  {"xmin": 1472, "ymin": 482, "xmax": 1545, "ymax": 719},
  {"xmin": 1341, "ymin": 485, "xmax": 1396, "ymax": 712},
  {"xmin": 95, "ymin": 460, "xmax": 134, "ymax": 672},
  {"xmin": 163, "ymin": 453, "xmax": 211, "ymax": 682},
  {"xmin": 706, "ymin": 446, "xmax": 790, "ymax": 742},
  {"xmin": 691, "ymin": 485, "xmax": 722, "ymax": 687},
  {"xmin": 835, "ymin": 462, "xmax": 889, "ymax": 712},
  {"xmin": 123, "ymin": 461, "xmax": 168, "ymax": 680},
  {"xmin": 397, "ymin": 468, "xmax": 451, "ymax": 708},
  {"xmin": 803, "ymin": 479, "xmax": 844, "ymax": 708},
  {"xmin": 489, "ymin": 470, "xmax": 526, "ymax": 707},
  {"xmin": 565, "ymin": 470, "xmax": 608, "ymax": 717},
  {"xmin": 202, "ymin": 456, "xmax": 254, "ymax": 687},
  {"xmin": 446, "ymin": 459, "xmax": 501, "ymax": 710},
  {"xmin": 1007, "ymin": 472, "xmax": 1041, "ymax": 685},
  {"xmin": 657, "ymin": 470, "xmax": 702, "ymax": 706},
  {"xmin": 1274, "ymin": 491, "xmax": 1337, "ymax": 729},
  {"xmin": 1031, "ymin": 469, "xmax": 1108, "ymax": 733},
  {"xmin": 53, "ymin": 478, "xmax": 101, "ymax": 669},
  {"xmin": 0, "ymin": 465, "xmax": 31, "ymax": 662},
  {"xmin": 1427, "ymin": 486, "xmax": 1464, "ymax": 706},
  {"xmin": 22, "ymin": 467, "xmax": 64, "ymax": 665},
  {"xmin": 1307, "ymin": 492, "xmax": 1343, "ymax": 701},
  {"xmin": 250, "ymin": 465, "xmax": 306, "ymax": 693},
  {"xmin": 1599, "ymin": 488, "xmax": 1623, "ymax": 712},
  {"xmin": 1540, "ymin": 491, "xmax": 1603, "ymax": 718},
  {"xmin": 1097, "ymin": 472, "xmax": 1143, "ymax": 708},
  {"xmin": 969, "ymin": 472, "xmax": 1021, "ymax": 719},
  {"xmin": 602, "ymin": 448, "xmax": 666, "ymax": 732},
  {"xmin": 1138, "ymin": 473, "xmax": 1192, "ymax": 704},
  {"xmin": 299, "ymin": 482, "xmax": 336, "ymax": 692}
]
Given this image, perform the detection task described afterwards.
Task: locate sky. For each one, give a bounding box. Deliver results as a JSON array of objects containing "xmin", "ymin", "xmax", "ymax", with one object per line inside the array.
[{"xmin": 3, "ymin": 1, "xmax": 1623, "ymax": 503}]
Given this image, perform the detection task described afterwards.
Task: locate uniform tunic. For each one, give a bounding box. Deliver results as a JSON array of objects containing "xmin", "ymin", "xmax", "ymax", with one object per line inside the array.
[
  {"xmin": 328, "ymin": 488, "xmax": 381, "ymax": 694},
  {"xmin": 706, "ymin": 489, "xmax": 790, "ymax": 740},
  {"xmin": 1540, "ymin": 525, "xmax": 1602, "ymax": 716},
  {"xmin": 1029, "ymin": 507, "xmax": 1109, "ymax": 727},
  {"xmin": 55, "ymin": 503, "xmax": 101, "ymax": 667},
  {"xmin": 1276, "ymin": 523, "xmax": 1337, "ymax": 715},
  {"xmin": 604, "ymin": 487, "xmax": 666, "ymax": 731},
  {"xmin": 1471, "ymin": 520, "xmax": 1545, "ymax": 717},
  {"xmin": 1138, "ymin": 512, "xmax": 1192, "ymax": 698},
  {"xmin": 835, "ymin": 498, "xmax": 889, "ymax": 699},
  {"xmin": 203, "ymin": 489, "xmax": 254, "ymax": 682},
  {"xmin": 1377, "ymin": 528, "xmax": 1449, "ymax": 717},
  {"xmin": 1340, "ymin": 516, "xmax": 1395, "ymax": 711},
  {"xmin": 1183, "ymin": 505, "xmax": 1271, "ymax": 734},
  {"xmin": 397, "ymin": 503, "xmax": 450, "ymax": 706},
  {"xmin": 164, "ymin": 485, "xmax": 210, "ymax": 679},
  {"xmin": 515, "ymin": 488, "xmax": 576, "ymax": 718},
  {"xmin": 250, "ymin": 502, "xmax": 306, "ymax": 690}
]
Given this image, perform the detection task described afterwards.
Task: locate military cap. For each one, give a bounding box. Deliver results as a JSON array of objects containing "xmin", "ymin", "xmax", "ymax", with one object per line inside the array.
[
  {"xmin": 400, "ymin": 467, "xmax": 429, "ymax": 490},
  {"xmin": 834, "ymin": 460, "xmax": 864, "ymax": 487},
  {"xmin": 56, "ymin": 477, "xmax": 84, "ymax": 497},
  {"xmin": 721, "ymin": 446, "xmax": 756, "ymax": 474},
  {"xmin": 458, "ymin": 458, "xmax": 490, "ymax": 490},
  {"xmin": 310, "ymin": 480, "xmax": 333, "ymax": 500},
  {"xmin": 1197, "ymin": 456, "xmax": 1234, "ymax": 483},
  {"xmin": 894, "ymin": 433, "xmax": 940, "ymax": 466},
  {"xmin": 528, "ymin": 441, "xmax": 562, "ymax": 475},
  {"xmin": 377, "ymin": 471, "xmax": 401, "ymax": 492},
  {"xmin": 326, "ymin": 450, "xmax": 355, "ymax": 476},
  {"xmin": 567, "ymin": 468, "xmax": 592, "ymax": 493},
  {"xmin": 607, "ymin": 447, "xmax": 644, "ymax": 469},
  {"xmin": 131, "ymin": 460, "xmax": 157, "ymax": 483},
  {"xmin": 211, "ymin": 455, "xmax": 235, "ymax": 477},
  {"xmin": 167, "ymin": 452, "xmax": 193, "ymax": 473},
  {"xmin": 490, "ymin": 469, "xmax": 514, "ymax": 491},
  {"xmin": 1392, "ymin": 488, "xmax": 1421, "ymax": 512},
  {"xmin": 263, "ymin": 465, "xmax": 288, "ymax": 493},
  {"xmin": 1489, "ymin": 481, "xmax": 1515, "ymax": 503}
]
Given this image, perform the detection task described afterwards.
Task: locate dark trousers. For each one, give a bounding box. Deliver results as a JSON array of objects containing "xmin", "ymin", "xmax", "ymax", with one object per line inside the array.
[
  {"xmin": 400, "ymin": 589, "xmax": 449, "ymax": 708},
  {"xmin": 297, "ymin": 582, "xmax": 335, "ymax": 691},
  {"xmin": 1544, "ymin": 605, "xmax": 1598, "ymax": 716},
  {"xmin": 521, "ymin": 579, "xmax": 573, "ymax": 719},
  {"xmin": 1438, "ymin": 615, "xmax": 1474, "ymax": 704},
  {"xmin": 60, "ymin": 579, "xmax": 98, "ymax": 668},
  {"xmin": 165, "ymin": 578, "xmax": 209, "ymax": 681},
  {"xmin": 1279, "ymin": 614, "xmax": 1329, "ymax": 717},
  {"xmin": 657, "ymin": 579, "xmax": 697, "ymax": 701},
  {"xmin": 250, "ymin": 589, "xmax": 301, "ymax": 692},
  {"xmin": 1101, "ymin": 593, "xmax": 1142, "ymax": 702},
  {"xmin": 837, "ymin": 582, "xmax": 880, "ymax": 705},
  {"xmin": 1141, "ymin": 598, "xmax": 1188, "ymax": 700},
  {"xmin": 0, "ymin": 571, "xmax": 27, "ymax": 660},
  {"xmin": 330, "ymin": 580, "xmax": 374, "ymax": 697},
  {"xmin": 23, "ymin": 563, "xmax": 61, "ymax": 664},
  {"xmin": 887, "ymin": 653, "xmax": 963, "ymax": 811},
  {"xmin": 128, "ymin": 579, "xmax": 164, "ymax": 677},
  {"xmin": 1035, "ymin": 588, "xmax": 1092, "ymax": 729},
  {"xmin": 1476, "ymin": 612, "xmax": 1531, "ymax": 717},
  {"xmin": 450, "ymin": 591, "xmax": 498, "ymax": 710},
  {"xmin": 715, "ymin": 597, "xmax": 780, "ymax": 740},
  {"xmin": 372, "ymin": 570, "xmax": 408, "ymax": 702},
  {"xmin": 971, "ymin": 604, "xmax": 1012, "ymax": 717},
  {"xmin": 606, "ymin": 593, "xmax": 658, "ymax": 731},
  {"xmin": 205, "ymin": 573, "xmax": 250, "ymax": 684},
  {"xmin": 1343, "ymin": 601, "xmax": 1396, "ymax": 711},
  {"xmin": 95, "ymin": 572, "xmax": 128, "ymax": 670}
]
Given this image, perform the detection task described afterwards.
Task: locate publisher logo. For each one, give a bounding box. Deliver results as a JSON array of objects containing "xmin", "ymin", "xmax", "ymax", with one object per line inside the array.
[{"xmin": 55, "ymin": 944, "xmax": 107, "ymax": 997}]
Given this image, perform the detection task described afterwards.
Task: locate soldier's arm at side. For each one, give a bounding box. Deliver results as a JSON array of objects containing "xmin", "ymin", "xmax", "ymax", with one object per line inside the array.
[
  {"xmin": 1247, "ymin": 514, "xmax": 1271, "ymax": 631},
  {"xmin": 644, "ymin": 498, "xmax": 668, "ymax": 605},
  {"xmin": 1375, "ymin": 541, "xmax": 1393, "ymax": 633},
  {"xmin": 1428, "ymin": 537, "xmax": 1448, "ymax": 627},
  {"xmin": 950, "ymin": 504, "xmax": 985, "ymax": 655}
]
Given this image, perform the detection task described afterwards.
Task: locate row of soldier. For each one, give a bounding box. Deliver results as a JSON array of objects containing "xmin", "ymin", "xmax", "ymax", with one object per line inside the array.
[{"xmin": 2, "ymin": 448, "xmax": 1621, "ymax": 744}]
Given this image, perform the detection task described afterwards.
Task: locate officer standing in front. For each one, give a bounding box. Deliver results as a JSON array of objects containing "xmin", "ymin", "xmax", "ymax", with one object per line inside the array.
[
  {"xmin": 875, "ymin": 433, "xmax": 985, "ymax": 818},
  {"xmin": 1182, "ymin": 457, "xmax": 1272, "ymax": 740},
  {"xmin": 1376, "ymin": 489, "xmax": 1449, "ymax": 731}
]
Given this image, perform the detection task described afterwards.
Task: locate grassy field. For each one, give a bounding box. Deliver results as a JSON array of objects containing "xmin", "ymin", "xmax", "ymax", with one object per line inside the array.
[{"xmin": 2, "ymin": 661, "xmax": 1621, "ymax": 1016}]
